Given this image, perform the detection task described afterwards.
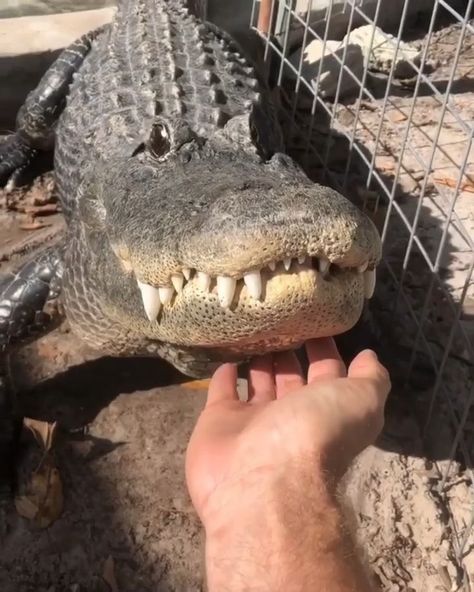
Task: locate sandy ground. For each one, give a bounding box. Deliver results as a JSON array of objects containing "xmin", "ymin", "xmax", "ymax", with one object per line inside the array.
[
  {"xmin": 3, "ymin": 336, "xmax": 205, "ymax": 591},
  {"xmin": 0, "ymin": 10, "xmax": 473, "ymax": 592}
]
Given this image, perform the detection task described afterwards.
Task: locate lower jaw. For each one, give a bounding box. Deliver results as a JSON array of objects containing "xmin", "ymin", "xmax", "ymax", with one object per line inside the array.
[
  {"xmin": 197, "ymin": 303, "xmax": 363, "ymax": 356},
  {"xmin": 137, "ymin": 309, "xmax": 362, "ymax": 379}
]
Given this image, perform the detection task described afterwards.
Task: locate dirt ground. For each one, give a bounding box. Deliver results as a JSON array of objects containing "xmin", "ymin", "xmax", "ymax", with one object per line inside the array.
[
  {"xmin": 0, "ymin": 11, "xmax": 473, "ymax": 592},
  {"xmin": 3, "ymin": 340, "xmax": 205, "ymax": 592}
]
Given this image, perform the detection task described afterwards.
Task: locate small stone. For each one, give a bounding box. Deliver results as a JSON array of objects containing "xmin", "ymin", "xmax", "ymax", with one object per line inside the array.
[
  {"xmin": 345, "ymin": 24, "xmax": 421, "ymax": 79},
  {"xmin": 411, "ymin": 170, "xmax": 426, "ymax": 181},
  {"xmin": 288, "ymin": 39, "xmax": 364, "ymax": 99},
  {"xmin": 396, "ymin": 522, "xmax": 412, "ymax": 538},
  {"xmin": 398, "ymin": 173, "xmax": 420, "ymax": 196},
  {"xmin": 375, "ymin": 156, "xmax": 395, "ymax": 172},
  {"xmin": 411, "ymin": 548, "xmax": 422, "ymax": 561}
]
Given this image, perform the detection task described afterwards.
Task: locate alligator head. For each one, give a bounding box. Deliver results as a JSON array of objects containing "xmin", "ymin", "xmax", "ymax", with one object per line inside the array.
[{"xmin": 74, "ymin": 114, "xmax": 381, "ymax": 376}]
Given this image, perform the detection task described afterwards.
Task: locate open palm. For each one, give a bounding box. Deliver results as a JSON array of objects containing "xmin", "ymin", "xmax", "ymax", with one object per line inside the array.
[{"xmin": 185, "ymin": 338, "xmax": 390, "ymax": 524}]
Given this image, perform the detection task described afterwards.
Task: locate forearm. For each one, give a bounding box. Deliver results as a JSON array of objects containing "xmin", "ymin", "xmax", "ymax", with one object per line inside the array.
[{"xmin": 204, "ymin": 470, "xmax": 373, "ymax": 592}]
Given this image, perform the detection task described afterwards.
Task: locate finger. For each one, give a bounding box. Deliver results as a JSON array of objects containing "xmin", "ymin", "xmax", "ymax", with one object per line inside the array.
[
  {"xmin": 306, "ymin": 338, "xmax": 346, "ymax": 383},
  {"xmin": 248, "ymin": 354, "xmax": 276, "ymax": 403},
  {"xmin": 273, "ymin": 351, "xmax": 305, "ymax": 398},
  {"xmin": 333, "ymin": 352, "xmax": 391, "ymax": 455},
  {"xmin": 348, "ymin": 350, "xmax": 391, "ymax": 402},
  {"xmin": 206, "ymin": 363, "xmax": 239, "ymax": 407}
]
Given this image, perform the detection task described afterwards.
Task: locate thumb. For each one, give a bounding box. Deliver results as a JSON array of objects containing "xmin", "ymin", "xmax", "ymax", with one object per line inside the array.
[
  {"xmin": 206, "ymin": 363, "xmax": 239, "ymax": 406},
  {"xmin": 348, "ymin": 350, "xmax": 391, "ymax": 401}
]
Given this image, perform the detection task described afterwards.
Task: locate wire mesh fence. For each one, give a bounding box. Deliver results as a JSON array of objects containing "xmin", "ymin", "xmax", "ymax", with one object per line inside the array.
[{"xmin": 249, "ymin": 0, "xmax": 473, "ymax": 588}]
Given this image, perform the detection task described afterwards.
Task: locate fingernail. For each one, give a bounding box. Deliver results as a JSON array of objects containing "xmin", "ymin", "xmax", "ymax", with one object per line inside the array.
[{"xmin": 359, "ymin": 349, "xmax": 378, "ymax": 360}]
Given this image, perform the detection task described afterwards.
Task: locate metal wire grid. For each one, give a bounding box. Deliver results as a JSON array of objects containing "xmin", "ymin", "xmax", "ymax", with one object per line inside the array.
[{"xmin": 250, "ymin": 0, "xmax": 474, "ymax": 587}]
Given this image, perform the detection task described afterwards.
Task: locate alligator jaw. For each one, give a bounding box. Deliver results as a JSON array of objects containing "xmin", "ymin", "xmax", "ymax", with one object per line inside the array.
[{"xmin": 133, "ymin": 255, "xmax": 376, "ymax": 323}]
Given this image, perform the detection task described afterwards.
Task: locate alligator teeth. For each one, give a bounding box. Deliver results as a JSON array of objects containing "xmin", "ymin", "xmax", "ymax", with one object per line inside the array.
[
  {"xmin": 171, "ymin": 273, "xmax": 184, "ymax": 293},
  {"xmin": 217, "ymin": 276, "xmax": 236, "ymax": 308},
  {"xmin": 197, "ymin": 271, "xmax": 211, "ymax": 292},
  {"xmin": 112, "ymin": 244, "xmax": 133, "ymax": 272},
  {"xmin": 364, "ymin": 269, "xmax": 376, "ymax": 299},
  {"xmin": 159, "ymin": 286, "xmax": 174, "ymax": 305},
  {"xmin": 319, "ymin": 258, "xmax": 330, "ymax": 277},
  {"xmin": 138, "ymin": 257, "xmax": 374, "ymax": 313},
  {"xmin": 137, "ymin": 279, "xmax": 161, "ymax": 322},
  {"xmin": 244, "ymin": 271, "xmax": 262, "ymax": 300}
]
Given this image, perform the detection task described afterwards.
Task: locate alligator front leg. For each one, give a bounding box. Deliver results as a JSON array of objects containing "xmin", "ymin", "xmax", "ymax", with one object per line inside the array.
[
  {"xmin": 0, "ymin": 247, "xmax": 64, "ymax": 499},
  {"xmin": 0, "ymin": 25, "xmax": 108, "ymax": 188}
]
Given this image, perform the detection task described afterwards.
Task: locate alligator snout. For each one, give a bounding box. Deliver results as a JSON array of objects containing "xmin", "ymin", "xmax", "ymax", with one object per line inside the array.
[
  {"xmin": 83, "ymin": 150, "xmax": 382, "ymax": 362},
  {"xmin": 102, "ymin": 157, "xmax": 381, "ymax": 338}
]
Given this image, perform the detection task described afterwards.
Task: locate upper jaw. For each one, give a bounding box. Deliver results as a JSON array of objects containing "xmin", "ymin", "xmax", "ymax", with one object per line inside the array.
[{"xmin": 122, "ymin": 251, "xmax": 377, "ymax": 323}]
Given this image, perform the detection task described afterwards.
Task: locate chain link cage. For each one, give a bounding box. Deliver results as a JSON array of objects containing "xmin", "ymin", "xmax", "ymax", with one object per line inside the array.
[{"xmin": 248, "ymin": 0, "xmax": 473, "ymax": 588}]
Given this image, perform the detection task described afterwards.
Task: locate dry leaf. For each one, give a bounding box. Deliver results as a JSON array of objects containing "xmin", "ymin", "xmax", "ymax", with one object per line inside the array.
[
  {"xmin": 15, "ymin": 460, "xmax": 63, "ymax": 528},
  {"xmin": 102, "ymin": 556, "xmax": 119, "ymax": 592},
  {"xmin": 388, "ymin": 109, "xmax": 408, "ymax": 123},
  {"xmin": 20, "ymin": 220, "xmax": 48, "ymax": 231},
  {"xmin": 23, "ymin": 204, "xmax": 59, "ymax": 215},
  {"xmin": 432, "ymin": 175, "xmax": 474, "ymax": 193},
  {"xmin": 182, "ymin": 379, "xmax": 211, "ymax": 391},
  {"xmin": 24, "ymin": 418, "xmax": 57, "ymax": 451},
  {"xmin": 14, "ymin": 495, "xmax": 38, "ymax": 519},
  {"xmin": 15, "ymin": 418, "xmax": 63, "ymax": 527}
]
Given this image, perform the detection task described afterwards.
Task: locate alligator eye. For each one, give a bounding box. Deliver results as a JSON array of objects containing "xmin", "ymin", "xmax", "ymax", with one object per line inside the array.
[{"xmin": 148, "ymin": 123, "xmax": 171, "ymax": 158}]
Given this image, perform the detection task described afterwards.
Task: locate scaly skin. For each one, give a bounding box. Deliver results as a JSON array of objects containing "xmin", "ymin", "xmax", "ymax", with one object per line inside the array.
[
  {"xmin": 0, "ymin": 248, "xmax": 63, "ymax": 497},
  {"xmin": 0, "ymin": 0, "xmax": 381, "ymax": 379}
]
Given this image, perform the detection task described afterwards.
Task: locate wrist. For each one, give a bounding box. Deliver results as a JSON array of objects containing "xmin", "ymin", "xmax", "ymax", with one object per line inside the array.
[
  {"xmin": 204, "ymin": 467, "xmax": 346, "ymax": 590},
  {"xmin": 203, "ymin": 466, "xmax": 373, "ymax": 592},
  {"xmin": 203, "ymin": 460, "xmax": 334, "ymax": 537}
]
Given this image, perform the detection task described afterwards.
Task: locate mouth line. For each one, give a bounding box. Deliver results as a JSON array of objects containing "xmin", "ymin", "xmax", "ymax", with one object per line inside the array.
[{"xmin": 134, "ymin": 255, "xmax": 376, "ymax": 323}]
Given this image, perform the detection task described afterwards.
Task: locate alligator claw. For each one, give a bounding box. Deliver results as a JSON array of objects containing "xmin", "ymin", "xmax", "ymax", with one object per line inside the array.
[{"xmin": 0, "ymin": 135, "xmax": 38, "ymax": 190}]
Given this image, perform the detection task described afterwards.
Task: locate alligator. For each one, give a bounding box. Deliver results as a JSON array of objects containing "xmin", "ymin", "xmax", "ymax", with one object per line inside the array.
[{"xmin": 0, "ymin": 0, "xmax": 381, "ymax": 490}]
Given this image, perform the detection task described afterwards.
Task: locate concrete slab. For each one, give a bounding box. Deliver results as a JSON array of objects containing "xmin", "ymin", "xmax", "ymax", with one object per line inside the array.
[
  {"xmin": 0, "ymin": 0, "xmax": 114, "ymax": 19},
  {"xmin": 0, "ymin": 8, "xmax": 115, "ymax": 129}
]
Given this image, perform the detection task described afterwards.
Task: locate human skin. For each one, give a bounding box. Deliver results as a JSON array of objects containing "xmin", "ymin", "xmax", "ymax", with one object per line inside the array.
[{"xmin": 186, "ymin": 338, "xmax": 391, "ymax": 591}]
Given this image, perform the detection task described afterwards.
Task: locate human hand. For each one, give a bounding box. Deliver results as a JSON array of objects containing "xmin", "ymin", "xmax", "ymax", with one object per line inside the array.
[{"xmin": 185, "ymin": 338, "xmax": 390, "ymax": 528}]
